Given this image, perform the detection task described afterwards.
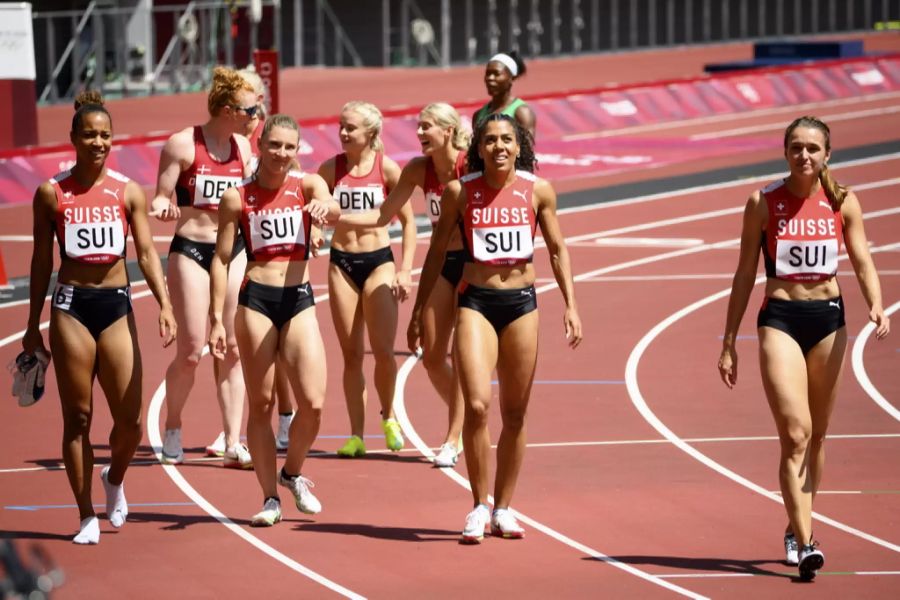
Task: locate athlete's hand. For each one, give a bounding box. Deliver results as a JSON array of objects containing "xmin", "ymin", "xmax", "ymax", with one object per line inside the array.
[
  {"xmin": 22, "ymin": 328, "xmax": 49, "ymax": 359},
  {"xmin": 406, "ymin": 310, "xmax": 423, "ymax": 354},
  {"xmin": 149, "ymin": 196, "xmax": 180, "ymax": 221},
  {"xmin": 564, "ymin": 307, "xmax": 582, "ymax": 349},
  {"xmin": 870, "ymin": 307, "xmax": 890, "ymax": 340},
  {"xmin": 310, "ymin": 227, "xmax": 324, "ymax": 258},
  {"xmin": 393, "ymin": 270, "xmax": 412, "ymax": 302},
  {"xmin": 208, "ymin": 321, "xmax": 227, "ymax": 360},
  {"xmin": 304, "ymin": 199, "xmax": 330, "ymax": 225},
  {"xmin": 159, "ymin": 306, "xmax": 177, "ymax": 347},
  {"xmin": 718, "ymin": 346, "xmax": 738, "ymax": 389}
]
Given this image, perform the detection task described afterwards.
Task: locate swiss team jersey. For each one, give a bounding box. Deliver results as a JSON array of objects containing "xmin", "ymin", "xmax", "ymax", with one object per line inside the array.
[
  {"xmin": 175, "ymin": 126, "xmax": 246, "ymax": 210},
  {"xmin": 51, "ymin": 169, "xmax": 130, "ymax": 264},
  {"xmin": 423, "ymin": 152, "xmax": 466, "ymax": 226},
  {"xmin": 332, "ymin": 153, "xmax": 387, "ymax": 214},
  {"xmin": 761, "ymin": 180, "xmax": 843, "ymax": 282},
  {"xmin": 237, "ymin": 171, "xmax": 312, "ymax": 262},
  {"xmin": 460, "ymin": 170, "xmax": 537, "ymax": 266}
]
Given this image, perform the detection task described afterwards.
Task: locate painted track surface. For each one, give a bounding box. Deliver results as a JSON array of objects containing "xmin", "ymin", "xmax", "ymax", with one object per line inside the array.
[{"xmin": 2, "ymin": 49, "xmax": 899, "ymax": 600}]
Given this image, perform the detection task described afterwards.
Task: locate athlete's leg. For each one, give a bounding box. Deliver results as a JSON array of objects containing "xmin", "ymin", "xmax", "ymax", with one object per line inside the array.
[
  {"xmin": 804, "ymin": 327, "xmax": 847, "ymax": 538},
  {"xmin": 163, "ymin": 254, "xmax": 210, "ymax": 432},
  {"xmin": 218, "ymin": 251, "xmax": 247, "ymax": 449},
  {"xmin": 421, "ymin": 275, "xmax": 464, "ymax": 445},
  {"xmin": 454, "ymin": 308, "xmax": 499, "ymax": 506},
  {"xmin": 362, "ymin": 261, "xmax": 399, "ymax": 421},
  {"xmin": 493, "ymin": 311, "xmax": 539, "ymax": 509},
  {"xmin": 49, "ymin": 311, "xmax": 98, "ymax": 521},
  {"xmin": 94, "ymin": 313, "xmax": 143, "ymax": 486},
  {"xmin": 759, "ymin": 327, "xmax": 814, "ymax": 547},
  {"xmin": 279, "ymin": 307, "xmax": 327, "ymax": 476},
  {"xmin": 234, "ymin": 306, "xmax": 280, "ymax": 498},
  {"xmin": 328, "ymin": 263, "xmax": 367, "ymax": 438}
]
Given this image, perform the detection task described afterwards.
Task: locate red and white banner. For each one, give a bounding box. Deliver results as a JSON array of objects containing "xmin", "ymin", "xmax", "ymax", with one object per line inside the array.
[{"xmin": 253, "ymin": 49, "xmax": 279, "ymax": 115}]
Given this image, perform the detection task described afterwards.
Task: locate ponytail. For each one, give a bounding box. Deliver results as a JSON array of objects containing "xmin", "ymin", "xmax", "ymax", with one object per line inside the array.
[
  {"xmin": 71, "ymin": 90, "xmax": 111, "ymax": 132},
  {"xmin": 818, "ymin": 163, "xmax": 848, "ymax": 210}
]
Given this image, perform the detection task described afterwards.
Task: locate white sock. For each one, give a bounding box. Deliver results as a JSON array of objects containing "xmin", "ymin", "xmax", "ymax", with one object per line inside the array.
[
  {"xmin": 101, "ymin": 466, "xmax": 128, "ymax": 528},
  {"xmin": 73, "ymin": 516, "xmax": 100, "ymax": 544}
]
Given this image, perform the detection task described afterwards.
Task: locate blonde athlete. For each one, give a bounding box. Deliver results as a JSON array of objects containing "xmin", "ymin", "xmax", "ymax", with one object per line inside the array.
[
  {"xmin": 318, "ymin": 101, "xmax": 416, "ymax": 457},
  {"xmin": 341, "ymin": 102, "xmax": 468, "ymax": 467}
]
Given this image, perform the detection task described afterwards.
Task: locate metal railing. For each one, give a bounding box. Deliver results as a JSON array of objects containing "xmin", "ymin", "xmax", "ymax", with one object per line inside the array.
[{"xmin": 32, "ymin": 0, "xmax": 900, "ymax": 103}]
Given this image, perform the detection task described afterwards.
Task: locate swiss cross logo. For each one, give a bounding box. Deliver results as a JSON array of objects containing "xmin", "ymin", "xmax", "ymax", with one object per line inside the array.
[
  {"xmin": 248, "ymin": 194, "xmax": 257, "ymax": 205},
  {"xmin": 197, "ymin": 165, "xmax": 212, "ymax": 175}
]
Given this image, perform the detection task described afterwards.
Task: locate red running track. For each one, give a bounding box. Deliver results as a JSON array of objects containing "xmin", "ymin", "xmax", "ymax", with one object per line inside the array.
[{"xmin": 2, "ymin": 74, "xmax": 899, "ymax": 600}]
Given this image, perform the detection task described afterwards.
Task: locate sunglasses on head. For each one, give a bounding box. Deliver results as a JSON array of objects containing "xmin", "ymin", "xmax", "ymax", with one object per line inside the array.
[{"xmin": 231, "ymin": 104, "xmax": 259, "ymax": 118}]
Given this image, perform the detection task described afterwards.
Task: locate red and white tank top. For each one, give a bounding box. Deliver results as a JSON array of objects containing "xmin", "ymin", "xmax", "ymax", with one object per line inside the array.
[
  {"xmin": 761, "ymin": 180, "xmax": 843, "ymax": 282},
  {"xmin": 332, "ymin": 153, "xmax": 387, "ymax": 215},
  {"xmin": 175, "ymin": 126, "xmax": 246, "ymax": 211},
  {"xmin": 460, "ymin": 170, "xmax": 537, "ymax": 266},
  {"xmin": 423, "ymin": 151, "xmax": 467, "ymax": 226},
  {"xmin": 237, "ymin": 171, "xmax": 312, "ymax": 262},
  {"xmin": 51, "ymin": 169, "xmax": 129, "ymax": 264}
]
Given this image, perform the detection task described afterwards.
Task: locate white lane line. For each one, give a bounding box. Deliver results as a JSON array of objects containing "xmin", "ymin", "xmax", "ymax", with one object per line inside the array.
[
  {"xmin": 624, "ymin": 242, "xmax": 900, "ymax": 555},
  {"xmin": 0, "ymin": 287, "xmax": 364, "ymax": 599},
  {"xmin": 851, "ymin": 299, "xmax": 900, "ymax": 422},
  {"xmin": 392, "ymin": 357, "xmax": 707, "ymax": 599},
  {"xmin": 4, "ymin": 432, "xmax": 898, "ymax": 475},
  {"xmin": 545, "ymin": 270, "xmax": 900, "ymax": 283},
  {"xmin": 557, "ymin": 153, "xmax": 900, "ymax": 216},
  {"xmin": 690, "ymin": 105, "xmax": 900, "ymax": 141},
  {"xmin": 656, "ymin": 571, "xmax": 900, "ymax": 579},
  {"xmin": 562, "ymin": 90, "xmax": 900, "ymax": 140}
]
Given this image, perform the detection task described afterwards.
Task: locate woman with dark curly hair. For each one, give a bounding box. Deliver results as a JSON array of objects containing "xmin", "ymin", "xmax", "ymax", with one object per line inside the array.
[{"xmin": 408, "ymin": 114, "xmax": 581, "ymax": 543}]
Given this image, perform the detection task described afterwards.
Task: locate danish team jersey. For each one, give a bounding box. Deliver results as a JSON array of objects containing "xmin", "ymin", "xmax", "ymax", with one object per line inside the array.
[
  {"xmin": 461, "ymin": 170, "xmax": 537, "ymax": 266},
  {"xmin": 175, "ymin": 126, "xmax": 246, "ymax": 211},
  {"xmin": 237, "ymin": 171, "xmax": 312, "ymax": 262},
  {"xmin": 423, "ymin": 151, "xmax": 466, "ymax": 226},
  {"xmin": 332, "ymin": 153, "xmax": 387, "ymax": 214},
  {"xmin": 51, "ymin": 169, "xmax": 130, "ymax": 264},
  {"xmin": 761, "ymin": 180, "xmax": 843, "ymax": 282}
]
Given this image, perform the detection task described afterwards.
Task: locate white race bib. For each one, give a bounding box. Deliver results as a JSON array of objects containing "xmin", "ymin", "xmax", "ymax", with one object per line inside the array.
[
  {"xmin": 64, "ymin": 221, "xmax": 125, "ymax": 260},
  {"xmin": 472, "ymin": 225, "xmax": 533, "ymax": 263},
  {"xmin": 426, "ymin": 191, "xmax": 442, "ymax": 225},
  {"xmin": 775, "ymin": 238, "xmax": 839, "ymax": 279},
  {"xmin": 334, "ymin": 184, "xmax": 385, "ymax": 214},
  {"xmin": 249, "ymin": 210, "xmax": 306, "ymax": 253},
  {"xmin": 194, "ymin": 174, "xmax": 242, "ymax": 208}
]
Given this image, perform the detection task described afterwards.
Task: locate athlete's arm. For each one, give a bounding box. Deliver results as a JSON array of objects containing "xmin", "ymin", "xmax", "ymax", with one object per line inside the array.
[
  {"xmin": 718, "ymin": 191, "xmax": 766, "ymax": 388},
  {"xmin": 535, "ymin": 178, "xmax": 581, "ymax": 348},
  {"xmin": 408, "ymin": 180, "xmax": 463, "ymax": 352},
  {"xmin": 302, "ymin": 173, "xmax": 342, "ymax": 226},
  {"xmin": 150, "ymin": 130, "xmax": 191, "ymax": 221},
  {"xmin": 516, "ymin": 104, "xmax": 537, "ymax": 139},
  {"xmin": 339, "ymin": 157, "xmax": 423, "ymax": 228},
  {"xmin": 383, "ymin": 156, "xmax": 416, "ymax": 302},
  {"xmin": 842, "ymin": 190, "xmax": 889, "ymax": 339},
  {"xmin": 125, "ymin": 181, "xmax": 176, "ymax": 347},
  {"xmin": 22, "ymin": 183, "xmax": 56, "ymax": 356},
  {"xmin": 209, "ymin": 188, "xmax": 242, "ymax": 359}
]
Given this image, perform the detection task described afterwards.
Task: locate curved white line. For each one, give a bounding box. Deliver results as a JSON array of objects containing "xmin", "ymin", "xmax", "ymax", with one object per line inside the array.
[
  {"xmin": 393, "ymin": 347, "xmax": 705, "ymax": 592},
  {"xmin": 146, "ymin": 354, "xmax": 365, "ymax": 600},
  {"xmin": 624, "ymin": 247, "xmax": 900, "ymax": 554},
  {"xmin": 851, "ymin": 300, "xmax": 900, "ymax": 422}
]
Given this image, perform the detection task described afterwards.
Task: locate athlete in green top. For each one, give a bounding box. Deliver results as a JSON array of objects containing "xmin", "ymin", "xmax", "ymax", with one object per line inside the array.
[{"xmin": 474, "ymin": 51, "xmax": 536, "ymax": 137}]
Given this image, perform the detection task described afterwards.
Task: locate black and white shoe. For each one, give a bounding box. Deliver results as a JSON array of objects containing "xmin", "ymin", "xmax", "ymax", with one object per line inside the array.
[
  {"xmin": 798, "ymin": 542, "xmax": 825, "ymax": 581},
  {"xmin": 784, "ymin": 533, "xmax": 799, "ymax": 566}
]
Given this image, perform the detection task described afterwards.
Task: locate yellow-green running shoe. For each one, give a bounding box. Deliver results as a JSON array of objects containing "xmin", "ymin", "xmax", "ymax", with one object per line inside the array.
[
  {"xmin": 382, "ymin": 419, "xmax": 405, "ymax": 452},
  {"xmin": 336, "ymin": 435, "xmax": 366, "ymax": 457}
]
